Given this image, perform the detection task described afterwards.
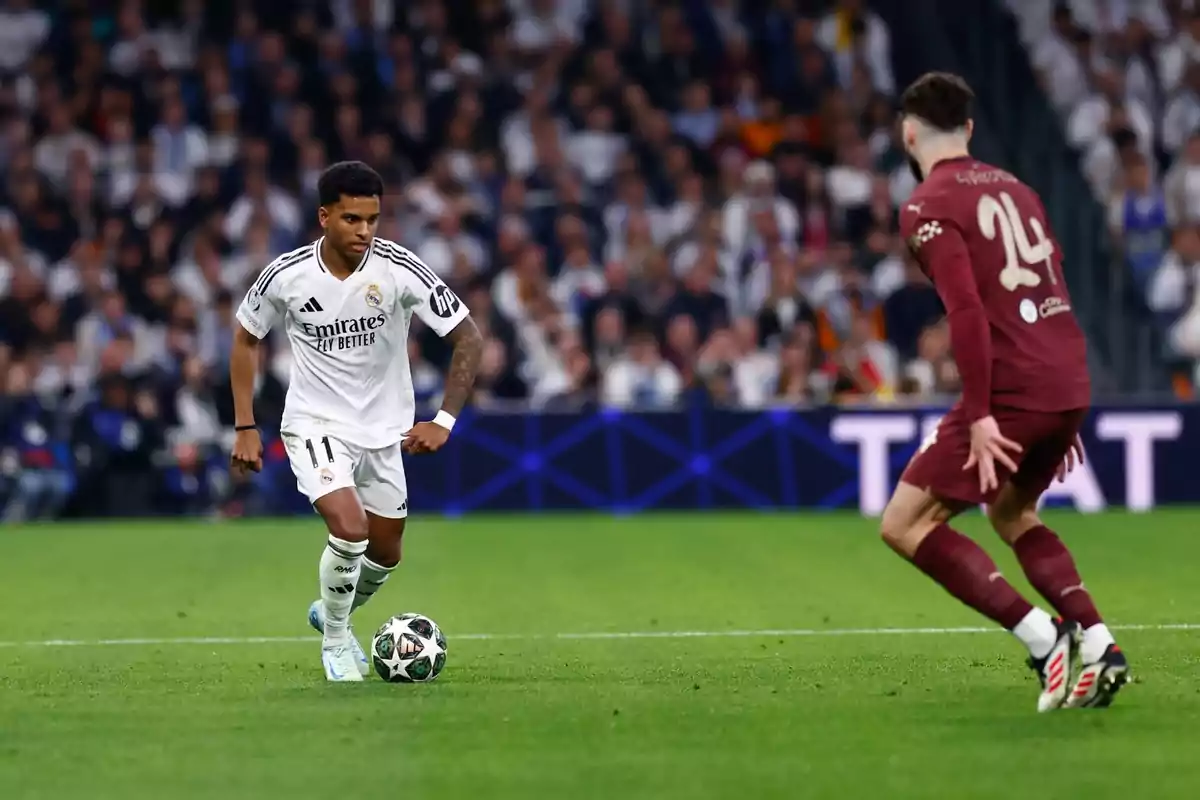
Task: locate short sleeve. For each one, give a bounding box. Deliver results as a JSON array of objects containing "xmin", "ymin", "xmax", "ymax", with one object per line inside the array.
[
  {"xmin": 380, "ymin": 242, "xmax": 471, "ymax": 337},
  {"xmin": 413, "ymin": 280, "xmax": 470, "ymax": 337},
  {"xmin": 236, "ymin": 273, "xmax": 285, "ymax": 339}
]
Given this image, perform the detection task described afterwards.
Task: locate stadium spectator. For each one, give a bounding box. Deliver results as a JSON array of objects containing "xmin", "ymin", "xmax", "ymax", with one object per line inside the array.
[
  {"xmin": 1157, "ymin": 5, "xmax": 1200, "ymax": 96},
  {"xmin": 602, "ymin": 328, "xmax": 683, "ymax": 409},
  {"xmin": 816, "ymin": 0, "xmax": 894, "ymax": 96},
  {"xmin": 70, "ymin": 373, "xmax": 164, "ymax": 517},
  {"xmin": 1029, "ymin": 8, "xmax": 1093, "ymax": 113},
  {"xmin": 1162, "ymin": 262, "xmax": 1200, "ymax": 372},
  {"xmin": 902, "ymin": 320, "xmax": 957, "ymax": 399},
  {"xmin": 883, "ymin": 257, "xmax": 943, "ymax": 361},
  {"xmin": 1148, "ymin": 225, "xmax": 1200, "ymax": 326},
  {"xmin": 1162, "ymin": 60, "xmax": 1200, "ymax": 155},
  {"xmin": 1165, "ymin": 130, "xmax": 1200, "ymax": 224},
  {"xmin": 1109, "ymin": 151, "xmax": 1169, "ymax": 289},
  {"xmin": 825, "ymin": 308, "xmax": 897, "ymax": 400},
  {"xmin": 773, "ymin": 328, "xmax": 819, "ymax": 403},
  {"xmin": 1067, "ymin": 67, "xmax": 1154, "ymax": 156},
  {"xmin": 0, "ymin": 359, "xmax": 72, "ymax": 522}
]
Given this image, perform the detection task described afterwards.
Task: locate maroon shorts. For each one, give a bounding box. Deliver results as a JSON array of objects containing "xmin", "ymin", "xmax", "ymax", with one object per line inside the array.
[{"xmin": 901, "ymin": 404, "xmax": 1088, "ymax": 506}]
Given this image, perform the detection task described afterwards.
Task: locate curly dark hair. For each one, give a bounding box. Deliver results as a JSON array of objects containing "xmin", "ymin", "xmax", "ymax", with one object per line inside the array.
[
  {"xmin": 317, "ymin": 161, "xmax": 384, "ymax": 207},
  {"xmin": 900, "ymin": 72, "xmax": 975, "ymax": 132}
]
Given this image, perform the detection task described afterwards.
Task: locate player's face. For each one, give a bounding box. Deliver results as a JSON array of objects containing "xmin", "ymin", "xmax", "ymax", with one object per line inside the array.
[{"xmin": 319, "ymin": 195, "xmax": 381, "ymax": 258}]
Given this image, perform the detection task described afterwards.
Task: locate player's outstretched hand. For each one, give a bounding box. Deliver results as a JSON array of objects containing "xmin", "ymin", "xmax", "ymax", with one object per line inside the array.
[
  {"xmin": 230, "ymin": 428, "xmax": 264, "ymax": 475},
  {"xmin": 964, "ymin": 416, "xmax": 1023, "ymax": 494},
  {"xmin": 402, "ymin": 421, "xmax": 451, "ymax": 455},
  {"xmin": 1055, "ymin": 434, "xmax": 1085, "ymax": 482}
]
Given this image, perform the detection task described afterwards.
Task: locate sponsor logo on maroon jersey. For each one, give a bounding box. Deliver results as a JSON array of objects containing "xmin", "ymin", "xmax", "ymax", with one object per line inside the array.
[{"xmin": 1039, "ymin": 297, "xmax": 1071, "ymax": 318}]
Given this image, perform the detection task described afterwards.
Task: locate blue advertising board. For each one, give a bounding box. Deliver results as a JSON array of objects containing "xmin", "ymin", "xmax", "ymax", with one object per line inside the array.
[{"xmin": 263, "ymin": 405, "xmax": 1194, "ymax": 515}]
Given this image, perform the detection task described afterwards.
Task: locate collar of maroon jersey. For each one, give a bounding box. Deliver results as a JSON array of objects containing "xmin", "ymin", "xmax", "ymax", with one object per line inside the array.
[{"xmin": 930, "ymin": 155, "xmax": 974, "ymax": 173}]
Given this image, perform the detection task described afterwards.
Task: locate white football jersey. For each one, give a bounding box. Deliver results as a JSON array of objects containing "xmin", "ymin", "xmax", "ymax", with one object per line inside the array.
[{"xmin": 236, "ymin": 237, "xmax": 469, "ymax": 448}]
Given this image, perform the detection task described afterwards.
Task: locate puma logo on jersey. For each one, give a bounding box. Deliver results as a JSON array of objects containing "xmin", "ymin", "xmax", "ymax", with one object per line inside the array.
[
  {"xmin": 300, "ymin": 297, "xmax": 324, "ymax": 313},
  {"xmin": 906, "ymin": 202, "xmax": 924, "ymax": 213}
]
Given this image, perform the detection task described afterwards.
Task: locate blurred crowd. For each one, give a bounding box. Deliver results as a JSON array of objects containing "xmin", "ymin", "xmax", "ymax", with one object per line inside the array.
[
  {"xmin": 0, "ymin": 0, "xmax": 964, "ymax": 518},
  {"xmin": 1008, "ymin": 0, "xmax": 1200, "ymax": 388}
]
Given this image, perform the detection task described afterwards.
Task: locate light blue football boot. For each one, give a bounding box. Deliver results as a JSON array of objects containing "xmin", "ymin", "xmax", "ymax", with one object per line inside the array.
[{"xmin": 308, "ymin": 600, "xmax": 370, "ymax": 677}]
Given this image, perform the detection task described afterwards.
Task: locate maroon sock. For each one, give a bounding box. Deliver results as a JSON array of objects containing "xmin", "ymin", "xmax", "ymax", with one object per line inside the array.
[
  {"xmin": 912, "ymin": 524, "xmax": 1034, "ymax": 630},
  {"xmin": 1011, "ymin": 524, "xmax": 1103, "ymax": 629}
]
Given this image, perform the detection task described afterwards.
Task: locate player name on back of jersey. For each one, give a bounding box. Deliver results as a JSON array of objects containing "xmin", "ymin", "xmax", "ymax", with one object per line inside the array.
[
  {"xmin": 300, "ymin": 313, "xmax": 387, "ymax": 353},
  {"xmin": 952, "ymin": 165, "xmax": 1020, "ymax": 186}
]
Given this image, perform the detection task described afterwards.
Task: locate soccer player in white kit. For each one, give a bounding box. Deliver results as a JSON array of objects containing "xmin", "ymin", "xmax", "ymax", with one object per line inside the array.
[{"xmin": 228, "ymin": 162, "xmax": 483, "ymax": 682}]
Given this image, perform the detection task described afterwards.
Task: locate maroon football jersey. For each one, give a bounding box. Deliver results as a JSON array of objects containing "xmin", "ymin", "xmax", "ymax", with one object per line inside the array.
[{"xmin": 899, "ymin": 157, "xmax": 1091, "ymax": 419}]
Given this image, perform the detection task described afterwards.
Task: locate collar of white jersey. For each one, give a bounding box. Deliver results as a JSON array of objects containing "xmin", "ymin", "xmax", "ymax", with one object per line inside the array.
[{"xmin": 314, "ymin": 237, "xmax": 372, "ymax": 275}]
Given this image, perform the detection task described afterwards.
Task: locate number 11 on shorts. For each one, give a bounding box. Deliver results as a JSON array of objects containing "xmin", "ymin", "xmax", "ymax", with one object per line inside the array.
[{"xmin": 305, "ymin": 436, "xmax": 335, "ymax": 468}]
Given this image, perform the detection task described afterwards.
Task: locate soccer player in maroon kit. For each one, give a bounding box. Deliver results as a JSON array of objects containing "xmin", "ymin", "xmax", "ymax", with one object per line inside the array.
[{"xmin": 884, "ymin": 73, "xmax": 1129, "ymax": 711}]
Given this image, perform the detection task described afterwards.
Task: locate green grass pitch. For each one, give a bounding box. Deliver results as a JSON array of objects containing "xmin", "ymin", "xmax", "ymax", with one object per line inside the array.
[{"xmin": 1, "ymin": 510, "xmax": 1198, "ymax": 799}]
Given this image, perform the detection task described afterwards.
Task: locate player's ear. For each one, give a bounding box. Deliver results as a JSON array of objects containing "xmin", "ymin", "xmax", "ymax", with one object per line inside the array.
[
  {"xmin": 901, "ymin": 117, "xmax": 919, "ymax": 152},
  {"xmin": 317, "ymin": 205, "xmax": 329, "ymax": 229},
  {"xmin": 965, "ymin": 119, "xmax": 975, "ymax": 141}
]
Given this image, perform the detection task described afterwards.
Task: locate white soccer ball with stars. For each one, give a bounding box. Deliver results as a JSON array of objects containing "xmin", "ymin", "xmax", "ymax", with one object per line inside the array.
[{"xmin": 371, "ymin": 613, "xmax": 447, "ymax": 683}]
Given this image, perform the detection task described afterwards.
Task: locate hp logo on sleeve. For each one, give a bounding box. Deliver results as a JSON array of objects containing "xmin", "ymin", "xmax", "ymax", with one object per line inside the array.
[{"xmin": 429, "ymin": 284, "xmax": 462, "ymax": 319}]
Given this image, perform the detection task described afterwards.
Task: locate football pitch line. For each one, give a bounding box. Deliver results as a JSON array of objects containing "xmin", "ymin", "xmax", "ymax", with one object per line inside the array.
[{"xmin": 1, "ymin": 623, "xmax": 1197, "ymax": 649}]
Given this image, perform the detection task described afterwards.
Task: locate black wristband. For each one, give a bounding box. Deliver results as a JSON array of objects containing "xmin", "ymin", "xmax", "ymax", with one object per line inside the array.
[{"xmin": 234, "ymin": 424, "xmax": 257, "ymax": 432}]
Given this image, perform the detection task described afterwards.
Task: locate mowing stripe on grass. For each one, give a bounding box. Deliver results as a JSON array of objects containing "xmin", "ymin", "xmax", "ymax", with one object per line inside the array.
[{"xmin": 0, "ymin": 623, "xmax": 1196, "ymax": 649}]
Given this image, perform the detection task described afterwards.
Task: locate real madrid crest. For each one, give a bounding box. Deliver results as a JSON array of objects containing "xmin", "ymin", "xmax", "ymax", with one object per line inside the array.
[
  {"xmin": 319, "ymin": 467, "xmax": 334, "ymax": 485},
  {"xmin": 365, "ymin": 283, "xmax": 383, "ymax": 308}
]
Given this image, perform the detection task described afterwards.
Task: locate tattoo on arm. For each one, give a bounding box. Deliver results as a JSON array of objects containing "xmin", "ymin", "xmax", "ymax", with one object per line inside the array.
[{"xmin": 440, "ymin": 316, "xmax": 483, "ymax": 416}]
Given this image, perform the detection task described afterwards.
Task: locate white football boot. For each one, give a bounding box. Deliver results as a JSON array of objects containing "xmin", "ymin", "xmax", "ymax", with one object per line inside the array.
[
  {"xmin": 321, "ymin": 636, "xmax": 364, "ymax": 682},
  {"xmin": 309, "ymin": 600, "xmax": 370, "ymax": 677},
  {"xmin": 1064, "ymin": 644, "xmax": 1130, "ymax": 709},
  {"xmin": 1027, "ymin": 618, "xmax": 1081, "ymax": 712}
]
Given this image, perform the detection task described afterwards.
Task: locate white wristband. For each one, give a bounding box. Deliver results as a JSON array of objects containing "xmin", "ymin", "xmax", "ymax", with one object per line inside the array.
[{"xmin": 432, "ymin": 410, "xmax": 456, "ymax": 431}]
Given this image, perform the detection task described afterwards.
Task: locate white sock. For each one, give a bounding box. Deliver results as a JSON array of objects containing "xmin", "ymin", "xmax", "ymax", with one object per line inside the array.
[
  {"xmin": 351, "ymin": 557, "xmax": 396, "ymax": 613},
  {"xmin": 1080, "ymin": 623, "xmax": 1115, "ymax": 664},
  {"xmin": 1012, "ymin": 607, "xmax": 1058, "ymax": 659},
  {"xmin": 319, "ymin": 536, "xmax": 366, "ymax": 638}
]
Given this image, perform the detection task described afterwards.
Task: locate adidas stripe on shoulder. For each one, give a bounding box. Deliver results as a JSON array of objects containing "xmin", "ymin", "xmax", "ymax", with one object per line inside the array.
[
  {"xmin": 373, "ymin": 239, "xmax": 441, "ymax": 289},
  {"xmin": 253, "ymin": 242, "xmax": 316, "ymax": 294}
]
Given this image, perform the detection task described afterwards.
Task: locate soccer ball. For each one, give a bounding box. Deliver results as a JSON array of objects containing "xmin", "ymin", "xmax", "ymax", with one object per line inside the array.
[{"xmin": 370, "ymin": 613, "xmax": 447, "ymax": 683}]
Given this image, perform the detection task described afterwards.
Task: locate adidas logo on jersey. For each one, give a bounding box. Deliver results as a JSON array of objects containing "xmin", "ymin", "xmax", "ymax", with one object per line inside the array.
[{"xmin": 300, "ymin": 297, "xmax": 324, "ymax": 313}]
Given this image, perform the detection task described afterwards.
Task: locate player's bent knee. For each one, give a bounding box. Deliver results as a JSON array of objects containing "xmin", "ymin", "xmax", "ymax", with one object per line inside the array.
[
  {"xmin": 880, "ymin": 507, "xmax": 934, "ymax": 558},
  {"xmin": 881, "ymin": 483, "xmax": 959, "ymax": 559},
  {"xmin": 327, "ymin": 512, "xmax": 369, "ymax": 543},
  {"xmin": 366, "ymin": 514, "xmax": 405, "ymax": 566},
  {"xmin": 316, "ymin": 489, "xmax": 369, "ymax": 543},
  {"xmin": 986, "ymin": 484, "xmax": 1042, "ymax": 545},
  {"xmin": 880, "ymin": 500, "xmax": 926, "ymax": 558},
  {"xmin": 987, "ymin": 504, "xmax": 1041, "ymax": 546}
]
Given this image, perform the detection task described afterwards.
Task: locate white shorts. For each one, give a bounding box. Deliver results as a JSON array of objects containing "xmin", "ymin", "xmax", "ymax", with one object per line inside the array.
[{"xmin": 281, "ymin": 432, "xmax": 408, "ymax": 518}]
